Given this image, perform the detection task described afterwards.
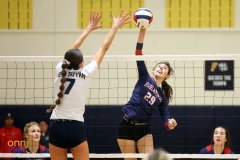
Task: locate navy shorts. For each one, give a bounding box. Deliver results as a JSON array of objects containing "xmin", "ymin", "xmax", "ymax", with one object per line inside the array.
[
  {"xmin": 117, "ymin": 116, "xmax": 151, "ymax": 142},
  {"xmin": 49, "ymin": 120, "xmax": 87, "ymax": 149}
]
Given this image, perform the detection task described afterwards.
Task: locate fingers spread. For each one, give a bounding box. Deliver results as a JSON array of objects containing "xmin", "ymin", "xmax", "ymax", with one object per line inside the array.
[
  {"xmin": 118, "ymin": 9, "xmax": 123, "ymax": 18},
  {"xmin": 122, "ymin": 12, "xmax": 130, "ymax": 19}
]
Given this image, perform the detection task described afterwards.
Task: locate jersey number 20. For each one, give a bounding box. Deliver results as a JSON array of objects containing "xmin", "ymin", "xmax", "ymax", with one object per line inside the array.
[
  {"xmin": 144, "ymin": 92, "xmax": 156, "ymax": 105},
  {"xmin": 64, "ymin": 78, "xmax": 75, "ymax": 94}
]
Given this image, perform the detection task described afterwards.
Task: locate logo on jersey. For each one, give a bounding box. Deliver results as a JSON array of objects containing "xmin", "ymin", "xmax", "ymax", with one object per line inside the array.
[
  {"xmin": 144, "ymin": 82, "xmax": 162, "ymax": 102},
  {"xmin": 57, "ymin": 71, "xmax": 85, "ymax": 79}
]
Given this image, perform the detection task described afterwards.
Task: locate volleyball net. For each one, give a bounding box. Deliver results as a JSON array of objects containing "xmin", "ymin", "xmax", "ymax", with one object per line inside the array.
[
  {"xmin": 0, "ymin": 55, "xmax": 240, "ymax": 159},
  {"xmin": 0, "ymin": 153, "xmax": 240, "ymax": 159},
  {"xmin": 1, "ymin": 54, "xmax": 239, "ymax": 105}
]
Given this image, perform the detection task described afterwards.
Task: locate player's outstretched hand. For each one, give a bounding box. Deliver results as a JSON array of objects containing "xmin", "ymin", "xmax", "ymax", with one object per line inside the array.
[
  {"xmin": 87, "ymin": 12, "xmax": 103, "ymax": 31},
  {"xmin": 111, "ymin": 10, "xmax": 131, "ymax": 28},
  {"xmin": 168, "ymin": 118, "xmax": 177, "ymax": 130}
]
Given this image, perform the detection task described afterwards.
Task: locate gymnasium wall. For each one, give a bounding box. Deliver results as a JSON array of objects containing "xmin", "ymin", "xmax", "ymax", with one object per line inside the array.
[
  {"xmin": 0, "ymin": 0, "xmax": 240, "ymax": 106},
  {"xmin": 0, "ymin": 105, "xmax": 239, "ymax": 156}
]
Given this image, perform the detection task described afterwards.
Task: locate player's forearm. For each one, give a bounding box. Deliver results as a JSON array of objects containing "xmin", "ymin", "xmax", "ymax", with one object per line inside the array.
[
  {"xmin": 101, "ymin": 25, "xmax": 118, "ymax": 51},
  {"xmin": 135, "ymin": 29, "xmax": 146, "ymax": 55},
  {"xmin": 71, "ymin": 27, "xmax": 93, "ymax": 49},
  {"xmin": 137, "ymin": 29, "xmax": 146, "ymax": 43},
  {"xmin": 93, "ymin": 25, "xmax": 119, "ymax": 67}
]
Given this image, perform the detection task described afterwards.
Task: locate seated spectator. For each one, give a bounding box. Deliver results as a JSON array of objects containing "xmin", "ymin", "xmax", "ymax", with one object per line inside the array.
[
  {"xmin": 199, "ymin": 126, "xmax": 234, "ymax": 158},
  {"xmin": 39, "ymin": 121, "xmax": 49, "ymax": 148},
  {"xmin": 144, "ymin": 148, "xmax": 172, "ymax": 160},
  {"xmin": 0, "ymin": 113, "xmax": 22, "ymax": 160},
  {"xmin": 11, "ymin": 122, "xmax": 49, "ymax": 160}
]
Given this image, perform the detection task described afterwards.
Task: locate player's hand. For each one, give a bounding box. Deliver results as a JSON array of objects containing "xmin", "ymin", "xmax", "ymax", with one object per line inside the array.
[
  {"xmin": 168, "ymin": 118, "xmax": 177, "ymax": 130},
  {"xmin": 111, "ymin": 10, "xmax": 131, "ymax": 28},
  {"xmin": 87, "ymin": 12, "xmax": 103, "ymax": 30}
]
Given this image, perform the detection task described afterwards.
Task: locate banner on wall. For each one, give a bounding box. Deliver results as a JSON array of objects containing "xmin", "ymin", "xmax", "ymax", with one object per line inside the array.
[{"xmin": 205, "ymin": 60, "xmax": 234, "ymax": 90}]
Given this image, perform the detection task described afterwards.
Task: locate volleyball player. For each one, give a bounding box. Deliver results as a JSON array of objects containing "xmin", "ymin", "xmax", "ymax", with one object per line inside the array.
[
  {"xmin": 199, "ymin": 126, "xmax": 234, "ymax": 156},
  {"xmin": 12, "ymin": 122, "xmax": 49, "ymax": 160},
  {"xmin": 47, "ymin": 11, "xmax": 130, "ymax": 160},
  {"xmin": 117, "ymin": 28, "xmax": 177, "ymax": 160}
]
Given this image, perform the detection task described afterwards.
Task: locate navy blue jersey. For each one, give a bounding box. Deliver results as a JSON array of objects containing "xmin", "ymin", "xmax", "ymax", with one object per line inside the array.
[
  {"xmin": 122, "ymin": 61, "xmax": 171, "ymax": 124},
  {"xmin": 199, "ymin": 145, "xmax": 234, "ymax": 154},
  {"xmin": 11, "ymin": 145, "xmax": 50, "ymax": 160}
]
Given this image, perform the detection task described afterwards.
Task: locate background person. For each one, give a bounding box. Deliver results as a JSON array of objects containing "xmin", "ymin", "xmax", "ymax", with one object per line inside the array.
[
  {"xmin": 0, "ymin": 113, "xmax": 22, "ymax": 160},
  {"xmin": 11, "ymin": 122, "xmax": 49, "ymax": 160},
  {"xmin": 199, "ymin": 126, "xmax": 234, "ymax": 160},
  {"xmin": 39, "ymin": 121, "xmax": 49, "ymax": 148}
]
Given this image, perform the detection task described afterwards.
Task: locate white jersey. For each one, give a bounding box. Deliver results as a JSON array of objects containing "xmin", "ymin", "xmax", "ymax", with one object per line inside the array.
[{"xmin": 50, "ymin": 60, "xmax": 98, "ymax": 122}]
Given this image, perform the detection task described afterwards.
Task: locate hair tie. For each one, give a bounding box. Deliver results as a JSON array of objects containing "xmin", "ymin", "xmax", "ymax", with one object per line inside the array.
[{"xmin": 64, "ymin": 59, "xmax": 70, "ymax": 65}]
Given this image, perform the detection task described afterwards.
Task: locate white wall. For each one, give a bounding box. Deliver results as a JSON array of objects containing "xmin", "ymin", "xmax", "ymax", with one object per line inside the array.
[{"xmin": 0, "ymin": 0, "xmax": 239, "ymax": 105}]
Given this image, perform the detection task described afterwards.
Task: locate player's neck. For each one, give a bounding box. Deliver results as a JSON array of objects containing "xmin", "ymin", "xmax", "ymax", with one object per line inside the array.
[
  {"xmin": 154, "ymin": 77, "xmax": 163, "ymax": 87},
  {"xmin": 5, "ymin": 125, "xmax": 13, "ymax": 129},
  {"xmin": 27, "ymin": 142, "xmax": 39, "ymax": 153},
  {"xmin": 213, "ymin": 144, "xmax": 224, "ymax": 154}
]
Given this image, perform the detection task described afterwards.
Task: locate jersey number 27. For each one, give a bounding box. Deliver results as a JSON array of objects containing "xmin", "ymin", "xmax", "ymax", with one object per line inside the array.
[{"xmin": 144, "ymin": 92, "xmax": 156, "ymax": 105}]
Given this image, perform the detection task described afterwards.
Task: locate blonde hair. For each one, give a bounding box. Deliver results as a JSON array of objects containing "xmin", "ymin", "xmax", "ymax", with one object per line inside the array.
[{"xmin": 23, "ymin": 122, "xmax": 40, "ymax": 147}]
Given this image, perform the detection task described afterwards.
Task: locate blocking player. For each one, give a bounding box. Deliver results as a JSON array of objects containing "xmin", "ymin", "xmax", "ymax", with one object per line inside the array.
[{"xmin": 47, "ymin": 11, "xmax": 130, "ymax": 160}]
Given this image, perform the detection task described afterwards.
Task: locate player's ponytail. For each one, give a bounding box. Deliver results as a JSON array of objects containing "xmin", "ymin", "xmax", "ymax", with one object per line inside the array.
[
  {"xmin": 162, "ymin": 80, "xmax": 173, "ymax": 103},
  {"xmin": 46, "ymin": 60, "xmax": 69, "ymax": 113},
  {"xmin": 47, "ymin": 49, "xmax": 83, "ymax": 113}
]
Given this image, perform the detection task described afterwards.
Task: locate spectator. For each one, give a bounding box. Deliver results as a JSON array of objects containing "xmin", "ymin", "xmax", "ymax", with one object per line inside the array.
[
  {"xmin": 0, "ymin": 113, "xmax": 22, "ymax": 160},
  {"xmin": 144, "ymin": 148, "xmax": 173, "ymax": 160},
  {"xmin": 11, "ymin": 122, "xmax": 49, "ymax": 160},
  {"xmin": 39, "ymin": 121, "xmax": 49, "ymax": 148}
]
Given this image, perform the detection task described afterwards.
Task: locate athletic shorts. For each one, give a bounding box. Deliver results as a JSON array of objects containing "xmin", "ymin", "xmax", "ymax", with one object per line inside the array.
[
  {"xmin": 49, "ymin": 120, "xmax": 87, "ymax": 149},
  {"xmin": 117, "ymin": 116, "xmax": 151, "ymax": 142}
]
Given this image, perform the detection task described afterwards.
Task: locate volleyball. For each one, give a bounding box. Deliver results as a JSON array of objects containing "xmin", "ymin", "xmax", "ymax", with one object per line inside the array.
[{"xmin": 133, "ymin": 8, "xmax": 153, "ymax": 29}]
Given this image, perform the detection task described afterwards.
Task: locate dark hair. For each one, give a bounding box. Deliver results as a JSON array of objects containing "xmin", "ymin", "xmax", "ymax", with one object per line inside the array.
[
  {"xmin": 210, "ymin": 126, "xmax": 232, "ymax": 148},
  {"xmin": 154, "ymin": 61, "xmax": 174, "ymax": 103},
  {"xmin": 46, "ymin": 49, "xmax": 83, "ymax": 113}
]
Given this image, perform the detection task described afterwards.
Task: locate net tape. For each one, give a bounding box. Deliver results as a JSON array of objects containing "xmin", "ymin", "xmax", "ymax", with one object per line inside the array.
[
  {"xmin": 0, "ymin": 153, "xmax": 240, "ymax": 159},
  {"xmin": 0, "ymin": 54, "xmax": 240, "ymax": 61}
]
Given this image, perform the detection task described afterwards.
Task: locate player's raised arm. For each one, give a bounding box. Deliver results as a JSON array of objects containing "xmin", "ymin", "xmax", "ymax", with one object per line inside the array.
[
  {"xmin": 135, "ymin": 29, "xmax": 146, "ymax": 56},
  {"xmin": 71, "ymin": 12, "xmax": 103, "ymax": 49},
  {"xmin": 92, "ymin": 10, "xmax": 131, "ymax": 67}
]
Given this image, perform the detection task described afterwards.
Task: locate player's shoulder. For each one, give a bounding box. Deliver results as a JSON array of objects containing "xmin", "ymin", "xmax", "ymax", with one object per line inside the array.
[
  {"xmin": 14, "ymin": 146, "xmax": 26, "ymax": 153},
  {"xmin": 199, "ymin": 145, "xmax": 213, "ymax": 154},
  {"xmin": 39, "ymin": 145, "xmax": 49, "ymax": 153},
  {"xmin": 223, "ymin": 147, "xmax": 234, "ymax": 154}
]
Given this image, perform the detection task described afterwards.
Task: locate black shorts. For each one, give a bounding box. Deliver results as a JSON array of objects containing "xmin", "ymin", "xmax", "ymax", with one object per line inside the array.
[
  {"xmin": 117, "ymin": 116, "xmax": 151, "ymax": 142},
  {"xmin": 49, "ymin": 120, "xmax": 87, "ymax": 149}
]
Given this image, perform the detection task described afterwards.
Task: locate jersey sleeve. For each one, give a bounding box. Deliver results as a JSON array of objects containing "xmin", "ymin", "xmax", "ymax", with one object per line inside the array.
[
  {"xmin": 10, "ymin": 147, "xmax": 22, "ymax": 160},
  {"xmin": 199, "ymin": 148, "xmax": 207, "ymax": 154},
  {"xmin": 137, "ymin": 61, "xmax": 149, "ymax": 78},
  {"xmin": 13, "ymin": 147, "xmax": 22, "ymax": 153},
  {"xmin": 83, "ymin": 61, "xmax": 98, "ymax": 77},
  {"xmin": 158, "ymin": 95, "xmax": 171, "ymax": 131}
]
